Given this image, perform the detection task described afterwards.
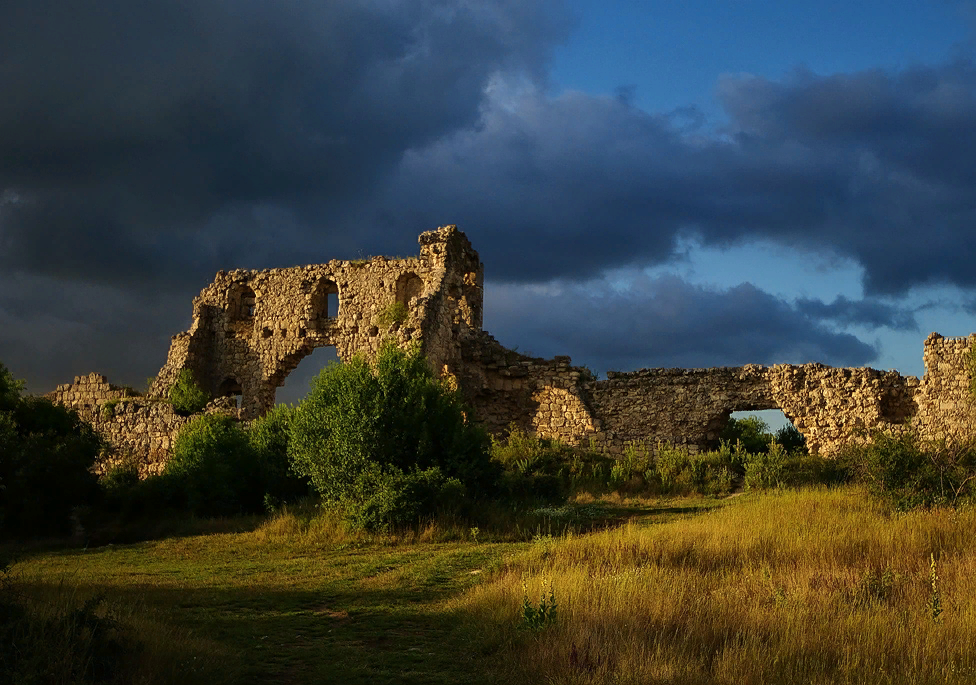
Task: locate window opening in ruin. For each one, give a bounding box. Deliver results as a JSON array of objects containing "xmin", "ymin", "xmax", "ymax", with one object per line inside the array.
[
  {"xmin": 310, "ymin": 279, "xmax": 340, "ymax": 326},
  {"xmin": 275, "ymin": 345, "xmax": 339, "ymax": 405},
  {"xmin": 218, "ymin": 378, "xmax": 243, "ymax": 410},
  {"xmin": 395, "ymin": 273, "xmax": 424, "ymax": 307},
  {"xmin": 228, "ymin": 284, "xmax": 257, "ymax": 322}
]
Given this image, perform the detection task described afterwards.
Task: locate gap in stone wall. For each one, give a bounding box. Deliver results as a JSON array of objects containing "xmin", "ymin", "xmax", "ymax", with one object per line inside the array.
[
  {"xmin": 275, "ymin": 345, "xmax": 339, "ymax": 405},
  {"xmin": 729, "ymin": 409, "xmax": 794, "ymax": 435}
]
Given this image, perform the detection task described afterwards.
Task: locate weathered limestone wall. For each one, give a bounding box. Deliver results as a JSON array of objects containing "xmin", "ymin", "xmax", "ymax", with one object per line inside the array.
[
  {"xmin": 463, "ymin": 359, "xmax": 920, "ymax": 456},
  {"xmin": 148, "ymin": 225, "xmax": 482, "ymax": 419},
  {"xmin": 47, "ymin": 374, "xmax": 191, "ymax": 475},
  {"xmin": 46, "ymin": 227, "xmax": 976, "ymax": 467},
  {"xmin": 913, "ymin": 333, "xmax": 976, "ymax": 442},
  {"xmin": 458, "ymin": 333, "xmax": 600, "ymax": 442}
]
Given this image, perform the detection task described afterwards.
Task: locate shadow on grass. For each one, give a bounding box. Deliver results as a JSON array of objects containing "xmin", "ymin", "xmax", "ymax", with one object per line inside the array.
[{"xmin": 18, "ymin": 566, "xmax": 505, "ymax": 685}]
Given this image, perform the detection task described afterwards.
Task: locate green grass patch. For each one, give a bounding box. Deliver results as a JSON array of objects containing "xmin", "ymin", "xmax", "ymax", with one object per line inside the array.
[{"xmin": 6, "ymin": 496, "xmax": 717, "ymax": 684}]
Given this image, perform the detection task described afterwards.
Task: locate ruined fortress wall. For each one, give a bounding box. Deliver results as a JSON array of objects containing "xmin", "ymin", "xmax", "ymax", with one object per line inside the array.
[
  {"xmin": 464, "ymin": 357, "xmax": 921, "ymax": 456},
  {"xmin": 583, "ymin": 366, "xmax": 774, "ymax": 454},
  {"xmin": 47, "ymin": 374, "xmax": 190, "ymax": 475},
  {"xmin": 46, "ymin": 228, "xmax": 976, "ymax": 470},
  {"xmin": 147, "ymin": 226, "xmax": 482, "ymax": 419},
  {"xmin": 459, "ymin": 333, "xmax": 600, "ymax": 443},
  {"xmin": 913, "ymin": 333, "xmax": 976, "ymax": 442},
  {"xmin": 767, "ymin": 365, "xmax": 918, "ymax": 456}
]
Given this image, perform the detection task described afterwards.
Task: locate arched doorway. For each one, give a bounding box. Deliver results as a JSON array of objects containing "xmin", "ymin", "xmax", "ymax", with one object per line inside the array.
[{"xmin": 218, "ymin": 377, "xmax": 243, "ymax": 410}]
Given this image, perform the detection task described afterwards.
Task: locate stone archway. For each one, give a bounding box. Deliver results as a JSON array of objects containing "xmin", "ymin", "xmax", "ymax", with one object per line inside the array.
[{"xmin": 395, "ymin": 272, "xmax": 424, "ymax": 307}]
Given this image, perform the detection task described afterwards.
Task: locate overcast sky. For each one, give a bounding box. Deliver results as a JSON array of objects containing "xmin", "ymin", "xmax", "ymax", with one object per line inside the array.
[{"xmin": 3, "ymin": 0, "xmax": 976, "ymax": 402}]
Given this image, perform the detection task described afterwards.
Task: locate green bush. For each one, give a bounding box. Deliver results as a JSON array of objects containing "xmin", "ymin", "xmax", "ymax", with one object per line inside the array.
[
  {"xmin": 344, "ymin": 466, "xmax": 466, "ymax": 531},
  {"xmin": 491, "ymin": 427, "xmax": 609, "ymax": 502},
  {"xmin": 743, "ymin": 441, "xmax": 788, "ymax": 489},
  {"xmin": 846, "ymin": 432, "xmax": 976, "ymax": 510},
  {"xmin": 0, "ymin": 363, "xmax": 103, "ymax": 537},
  {"xmin": 375, "ymin": 301, "xmax": 409, "ymax": 328},
  {"xmin": 168, "ymin": 369, "xmax": 210, "ymax": 415},
  {"xmin": 288, "ymin": 343, "xmax": 496, "ymax": 529},
  {"xmin": 165, "ymin": 414, "xmax": 262, "ymax": 516},
  {"xmin": 246, "ymin": 405, "xmax": 310, "ymax": 508},
  {"xmin": 720, "ymin": 416, "xmax": 807, "ymax": 455}
]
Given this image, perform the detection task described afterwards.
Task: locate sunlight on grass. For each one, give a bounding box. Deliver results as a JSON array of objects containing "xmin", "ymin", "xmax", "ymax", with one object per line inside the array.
[
  {"xmin": 452, "ymin": 486, "xmax": 976, "ymax": 684},
  {"xmin": 14, "ymin": 487, "xmax": 976, "ymax": 683}
]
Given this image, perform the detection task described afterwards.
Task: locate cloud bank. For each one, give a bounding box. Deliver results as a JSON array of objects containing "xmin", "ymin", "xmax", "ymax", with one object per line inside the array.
[{"xmin": 1, "ymin": 0, "xmax": 970, "ymax": 390}]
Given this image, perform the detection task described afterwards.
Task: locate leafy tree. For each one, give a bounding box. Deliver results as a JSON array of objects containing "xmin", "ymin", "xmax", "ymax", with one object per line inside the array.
[
  {"xmin": 246, "ymin": 404, "xmax": 310, "ymax": 507},
  {"xmin": 721, "ymin": 416, "xmax": 774, "ymax": 454},
  {"xmin": 288, "ymin": 343, "xmax": 497, "ymax": 529},
  {"xmin": 0, "ymin": 363, "xmax": 102, "ymax": 537},
  {"xmin": 164, "ymin": 414, "xmax": 262, "ymax": 516},
  {"xmin": 775, "ymin": 423, "xmax": 808, "ymax": 455}
]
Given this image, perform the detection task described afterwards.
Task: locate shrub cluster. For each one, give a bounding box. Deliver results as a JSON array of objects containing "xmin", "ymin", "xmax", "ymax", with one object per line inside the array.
[
  {"xmin": 103, "ymin": 407, "xmax": 311, "ymax": 519},
  {"xmin": 168, "ymin": 369, "xmax": 210, "ymax": 415},
  {"xmin": 719, "ymin": 415, "xmax": 807, "ymax": 455},
  {"xmin": 289, "ymin": 342, "xmax": 497, "ymax": 529},
  {"xmin": 845, "ymin": 431, "xmax": 976, "ymax": 510},
  {"xmin": 491, "ymin": 421, "xmax": 841, "ymax": 500},
  {"xmin": 0, "ymin": 363, "xmax": 102, "ymax": 537}
]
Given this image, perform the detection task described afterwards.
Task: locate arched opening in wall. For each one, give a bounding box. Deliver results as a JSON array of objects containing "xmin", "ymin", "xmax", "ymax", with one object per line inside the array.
[
  {"xmin": 218, "ymin": 377, "xmax": 243, "ymax": 410},
  {"xmin": 310, "ymin": 279, "xmax": 339, "ymax": 329},
  {"xmin": 275, "ymin": 345, "xmax": 339, "ymax": 405},
  {"xmin": 726, "ymin": 409, "xmax": 806, "ymax": 454},
  {"xmin": 228, "ymin": 284, "xmax": 256, "ymax": 322},
  {"xmin": 395, "ymin": 273, "xmax": 424, "ymax": 307}
]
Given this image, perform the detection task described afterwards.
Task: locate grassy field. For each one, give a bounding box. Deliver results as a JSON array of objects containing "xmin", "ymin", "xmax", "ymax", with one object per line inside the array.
[{"xmin": 10, "ymin": 487, "xmax": 976, "ymax": 684}]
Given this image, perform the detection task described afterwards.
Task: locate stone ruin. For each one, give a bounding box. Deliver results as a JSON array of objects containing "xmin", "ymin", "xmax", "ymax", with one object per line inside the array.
[{"xmin": 48, "ymin": 225, "xmax": 976, "ymax": 474}]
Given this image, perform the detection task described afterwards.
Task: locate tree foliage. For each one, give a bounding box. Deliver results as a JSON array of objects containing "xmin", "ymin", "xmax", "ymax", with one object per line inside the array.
[
  {"xmin": 164, "ymin": 414, "xmax": 261, "ymax": 516},
  {"xmin": 288, "ymin": 343, "xmax": 496, "ymax": 528},
  {"xmin": 0, "ymin": 362, "xmax": 102, "ymax": 537}
]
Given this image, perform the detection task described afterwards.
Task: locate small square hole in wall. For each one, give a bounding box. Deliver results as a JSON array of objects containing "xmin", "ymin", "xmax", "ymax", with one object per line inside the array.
[
  {"xmin": 298, "ymin": 328, "xmax": 306, "ymax": 338},
  {"xmin": 280, "ymin": 328, "xmax": 288, "ymax": 338},
  {"xmin": 262, "ymin": 327, "xmax": 273, "ymax": 339}
]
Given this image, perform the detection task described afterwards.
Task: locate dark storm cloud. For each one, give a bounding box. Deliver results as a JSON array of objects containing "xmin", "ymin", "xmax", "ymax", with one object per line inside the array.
[
  {"xmin": 2, "ymin": 1, "xmax": 970, "ymax": 390},
  {"xmin": 0, "ymin": 272, "xmax": 196, "ymax": 394},
  {"xmin": 0, "ymin": 0, "xmax": 571, "ymax": 284},
  {"xmin": 484, "ymin": 275, "xmax": 879, "ymax": 374},
  {"xmin": 794, "ymin": 296, "xmax": 918, "ymax": 331},
  {"xmin": 379, "ymin": 61, "xmax": 976, "ymax": 294}
]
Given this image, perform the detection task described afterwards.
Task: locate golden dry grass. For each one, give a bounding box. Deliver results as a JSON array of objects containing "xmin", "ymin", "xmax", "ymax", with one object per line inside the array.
[{"xmin": 454, "ymin": 486, "xmax": 976, "ymax": 684}]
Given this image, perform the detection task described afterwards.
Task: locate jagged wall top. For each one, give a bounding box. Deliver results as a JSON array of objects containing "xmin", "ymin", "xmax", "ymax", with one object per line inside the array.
[{"xmin": 148, "ymin": 225, "xmax": 483, "ymax": 418}]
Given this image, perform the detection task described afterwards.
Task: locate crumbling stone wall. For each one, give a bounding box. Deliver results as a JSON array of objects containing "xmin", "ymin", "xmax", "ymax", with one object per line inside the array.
[
  {"xmin": 912, "ymin": 333, "xmax": 976, "ymax": 442},
  {"xmin": 48, "ymin": 227, "xmax": 976, "ymax": 466},
  {"xmin": 458, "ymin": 332, "xmax": 601, "ymax": 441},
  {"xmin": 147, "ymin": 225, "xmax": 482, "ymax": 419},
  {"xmin": 461, "ymin": 357, "xmax": 920, "ymax": 457},
  {"xmin": 47, "ymin": 374, "xmax": 192, "ymax": 475}
]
